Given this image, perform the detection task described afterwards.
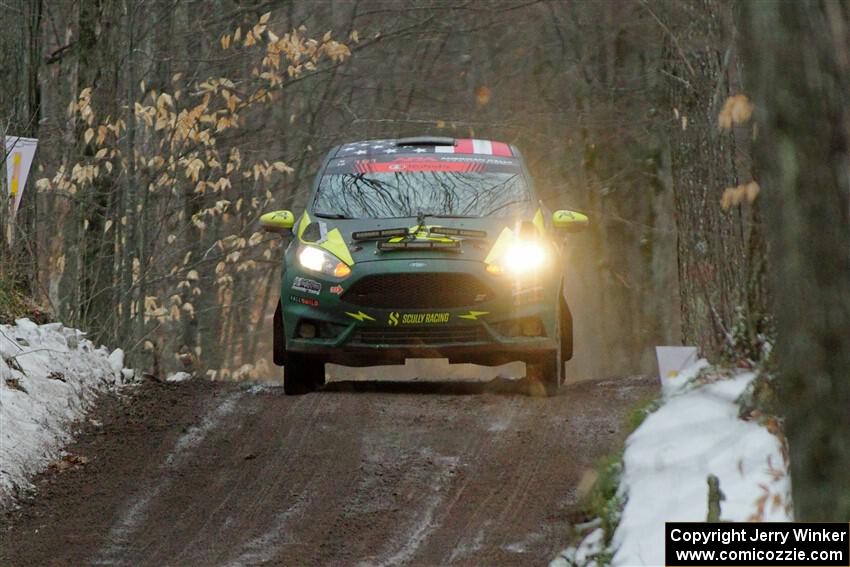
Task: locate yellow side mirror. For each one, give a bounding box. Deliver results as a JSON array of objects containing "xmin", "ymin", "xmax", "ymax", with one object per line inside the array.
[
  {"xmin": 260, "ymin": 210, "xmax": 295, "ymax": 234},
  {"xmin": 552, "ymin": 210, "xmax": 589, "ymax": 232}
]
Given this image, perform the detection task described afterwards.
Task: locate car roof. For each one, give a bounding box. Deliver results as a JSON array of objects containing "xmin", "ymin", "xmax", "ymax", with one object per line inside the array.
[{"xmin": 331, "ymin": 137, "xmax": 516, "ymax": 159}]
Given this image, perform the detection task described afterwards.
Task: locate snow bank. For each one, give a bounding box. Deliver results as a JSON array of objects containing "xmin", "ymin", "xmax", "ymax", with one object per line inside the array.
[
  {"xmin": 0, "ymin": 319, "xmax": 134, "ymax": 506},
  {"xmin": 611, "ymin": 362, "xmax": 791, "ymax": 566},
  {"xmin": 551, "ymin": 361, "xmax": 791, "ymax": 567}
]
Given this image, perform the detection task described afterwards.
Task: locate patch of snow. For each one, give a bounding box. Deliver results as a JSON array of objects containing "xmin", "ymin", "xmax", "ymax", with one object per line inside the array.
[
  {"xmin": 488, "ymin": 416, "xmax": 512, "ymax": 432},
  {"xmin": 0, "ymin": 319, "xmax": 135, "ymax": 507},
  {"xmin": 372, "ymin": 492, "xmax": 443, "ymax": 567},
  {"xmin": 108, "ymin": 348, "xmax": 124, "ymax": 375},
  {"xmin": 448, "ymin": 523, "xmax": 489, "ymax": 562},
  {"xmin": 660, "ymin": 357, "xmax": 711, "ymax": 397},
  {"xmin": 504, "ymin": 530, "xmax": 546, "ymax": 554},
  {"xmin": 246, "ymin": 383, "xmax": 277, "ymax": 395},
  {"xmin": 610, "ymin": 361, "xmax": 791, "ymax": 566},
  {"xmin": 550, "ymin": 527, "xmax": 604, "ymax": 567},
  {"xmin": 165, "ymin": 371, "xmax": 192, "ymax": 383},
  {"xmin": 14, "ymin": 318, "xmax": 38, "ymax": 332},
  {"xmin": 550, "ymin": 361, "xmax": 791, "ymax": 567},
  {"xmin": 167, "ymin": 392, "xmax": 241, "ymax": 465}
]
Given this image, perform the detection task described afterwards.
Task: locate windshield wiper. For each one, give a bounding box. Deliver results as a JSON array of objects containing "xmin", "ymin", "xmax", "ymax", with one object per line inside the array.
[
  {"xmin": 314, "ymin": 211, "xmax": 354, "ymax": 219},
  {"xmin": 414, "ymin": 211, "xmax": 487, "ymax": 238}
]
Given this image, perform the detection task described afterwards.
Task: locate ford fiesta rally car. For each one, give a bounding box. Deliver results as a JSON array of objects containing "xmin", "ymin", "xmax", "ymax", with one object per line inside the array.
[{"xmin": 260, "ymin": 137, "xmax": 588, "ymax": 395}]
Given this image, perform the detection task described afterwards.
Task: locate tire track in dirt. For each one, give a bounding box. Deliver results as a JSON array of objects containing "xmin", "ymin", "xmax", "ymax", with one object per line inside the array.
[{"xmin": 92, "ymin": 390, "xmax": 244, "ymax": 566}]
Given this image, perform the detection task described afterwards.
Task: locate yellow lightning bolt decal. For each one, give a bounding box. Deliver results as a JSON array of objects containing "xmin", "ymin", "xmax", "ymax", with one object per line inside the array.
[
  {"xmin": 458, "ymin": 311, "xmax": 489, "ymax": 321},
  {"xmin": 345, "ymin": 311, "xmax": 375, "ymax": 322}
]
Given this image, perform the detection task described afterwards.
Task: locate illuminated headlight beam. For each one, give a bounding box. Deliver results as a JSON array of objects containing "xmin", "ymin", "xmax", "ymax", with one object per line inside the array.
[{"xmin": 501, "ymin": 241, "xmax": 547, "ymax": 274}]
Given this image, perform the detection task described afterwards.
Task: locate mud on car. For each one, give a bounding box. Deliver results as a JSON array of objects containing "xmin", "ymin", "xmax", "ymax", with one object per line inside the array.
[{"xmin": 260, "ymin": 137, "xmax": 588, "ymax": 395}]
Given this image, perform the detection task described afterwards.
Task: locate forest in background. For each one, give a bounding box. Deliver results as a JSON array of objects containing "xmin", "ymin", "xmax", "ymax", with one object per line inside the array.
[
  {"xmin": 2, "ymin": 0, "xmax": 849, "ymax": 518},
  {"xmin": 1, "ymin": 0, "xmax": 768, "ymax": 380}
]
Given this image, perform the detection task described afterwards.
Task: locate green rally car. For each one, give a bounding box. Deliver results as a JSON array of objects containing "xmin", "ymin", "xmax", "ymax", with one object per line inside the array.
[{"xmin": 260, "ymin": 137, "xmax": 588, "ymax": 395}]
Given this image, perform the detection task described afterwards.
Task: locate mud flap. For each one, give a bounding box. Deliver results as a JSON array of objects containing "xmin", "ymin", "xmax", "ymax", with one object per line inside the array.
[
  {"xmin": 273, "ymin": 300, "xmax": 287, "ymax": 366},
  {"xmin": 560, "ymin": 293, "xmax": 573, "ymax": 362}
]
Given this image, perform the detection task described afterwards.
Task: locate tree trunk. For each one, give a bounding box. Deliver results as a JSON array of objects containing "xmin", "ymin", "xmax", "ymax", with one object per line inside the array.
[
  {"xmin": 740, "ymin": 0, "xmax": 850, "ymax": 520},
  {"xmin": 665, "ymin": 0, "xmax": 752, "ymax": 359}
]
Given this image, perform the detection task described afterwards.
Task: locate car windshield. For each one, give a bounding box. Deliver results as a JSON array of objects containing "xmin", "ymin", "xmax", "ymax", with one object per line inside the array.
[{"xmin": 312, "ymin": 157, "xmax": 532, "ymax": 219}]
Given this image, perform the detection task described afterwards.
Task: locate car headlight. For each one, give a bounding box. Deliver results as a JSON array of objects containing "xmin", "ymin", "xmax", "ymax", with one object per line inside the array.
[
  {"xmin": 487, "ymin": 240, "xmax": 548, "ymax": 275},
  {"xmin": 298, "ymin": 245, "xmax": 352, "ymax": 278}
]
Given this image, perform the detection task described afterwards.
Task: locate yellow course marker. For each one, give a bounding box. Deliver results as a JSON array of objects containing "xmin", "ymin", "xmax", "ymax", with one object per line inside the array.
[{"xmin": 10, "ymin": 152, "xmax": 21, "ymax": 197}]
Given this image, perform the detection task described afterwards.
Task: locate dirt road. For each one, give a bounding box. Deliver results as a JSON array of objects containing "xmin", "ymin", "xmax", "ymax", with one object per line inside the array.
[{"xmin": 1, "ymin": 374, "xmax": 655, "ymax": 566}]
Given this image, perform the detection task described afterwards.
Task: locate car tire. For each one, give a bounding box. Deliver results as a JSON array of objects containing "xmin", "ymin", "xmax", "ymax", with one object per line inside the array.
[
  {"xmin": 283, "ymin": 355, "xmax": 325, "ymax": 395},
  {"xmin": 527, "ymin": 349, "xmax": 563, "ymax": 397},
  {"xmin": 526, "ymin": 297, "xmax": 564, "ymax": 397}
]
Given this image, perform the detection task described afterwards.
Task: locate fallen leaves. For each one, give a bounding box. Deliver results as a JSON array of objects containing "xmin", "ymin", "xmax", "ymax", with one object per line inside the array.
[
  {"xmin": 47, "ymin": 371, "xmax": 66, "ymax": 382},
  {"xmin": 5, "ymin": 377, "xmax": 28, "ymax": 393},
  {"xmin": 49, "ymin": 454, "xmax": 89, "ymax": 473}
]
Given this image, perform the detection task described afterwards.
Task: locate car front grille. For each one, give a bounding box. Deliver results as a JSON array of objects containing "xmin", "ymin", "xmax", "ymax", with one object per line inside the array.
[
  {"xmin": 352, "ymin": 326, "xmax": 487, "ymax": 346},
  {"xmin": 342, "ymin": 273, "xmax": 492, "ymax": 309}
]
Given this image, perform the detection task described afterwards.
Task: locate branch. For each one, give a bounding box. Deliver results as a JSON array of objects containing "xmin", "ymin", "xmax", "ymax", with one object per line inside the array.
[{"xmin": 45, "ymin": 42, "xmax": 76, "ymax": 65}]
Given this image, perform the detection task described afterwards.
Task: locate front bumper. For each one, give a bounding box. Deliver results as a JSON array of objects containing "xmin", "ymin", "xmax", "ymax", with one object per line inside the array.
[{"xmin": 280, "ymin": 258, "xmax": 560, "ymax": 367}]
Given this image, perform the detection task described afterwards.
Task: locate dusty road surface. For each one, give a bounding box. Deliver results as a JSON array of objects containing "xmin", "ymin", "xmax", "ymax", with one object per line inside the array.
[{"xmin": 1, "ymin": 373, "xmax": 656, "ymax": 566}]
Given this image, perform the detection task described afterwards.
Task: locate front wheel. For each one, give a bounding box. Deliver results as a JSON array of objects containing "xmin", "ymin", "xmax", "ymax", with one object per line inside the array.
[
  {"xmin": 526, "ymin": 296, "xmax": 565, "ymax": 397},
  {"xmin": 283, "ymin": 355, "xmax": 325, "ymax": 395}
]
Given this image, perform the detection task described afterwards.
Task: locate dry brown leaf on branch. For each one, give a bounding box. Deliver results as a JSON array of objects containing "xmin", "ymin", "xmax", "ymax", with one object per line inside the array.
[
  {"xmin": 721, "ymin": 181, "xmax": 760, "ymax": 210},
  {"xmin": 720, "ymin": 186, "xmax": 741, "ymax": 210},
  {"xmin": 476, "ymin": 86, "xmax": 491, "ymax": 106},
  {"xmin": 745, "ymin": 181, "xmax": 760, "ymax": 203},
  {"xmin": 181, "ymin": 303, "xmax": 195, "ymax": 318},
  {"xmin": 718, "ymin": 94, "xmax": 754, "ymax": 130},
  {"xmin": 248, "ymin": 231, "xmax": 263, "ymax": 246}
]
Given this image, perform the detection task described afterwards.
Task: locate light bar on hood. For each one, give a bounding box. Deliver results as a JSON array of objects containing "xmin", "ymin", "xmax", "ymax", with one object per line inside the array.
[
  {"xmin": 352, "ymin": 228, "xmax": 410, "ymax": 241},
  {"xmin": 427, "ymin": 227, "xmax": 487, "ymax": 239}
]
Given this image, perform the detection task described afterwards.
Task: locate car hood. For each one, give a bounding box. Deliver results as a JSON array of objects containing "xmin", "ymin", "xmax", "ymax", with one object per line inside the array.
[{"xmin": 299, "ymin": 213, "xmax": 537, "ymax": 265}]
